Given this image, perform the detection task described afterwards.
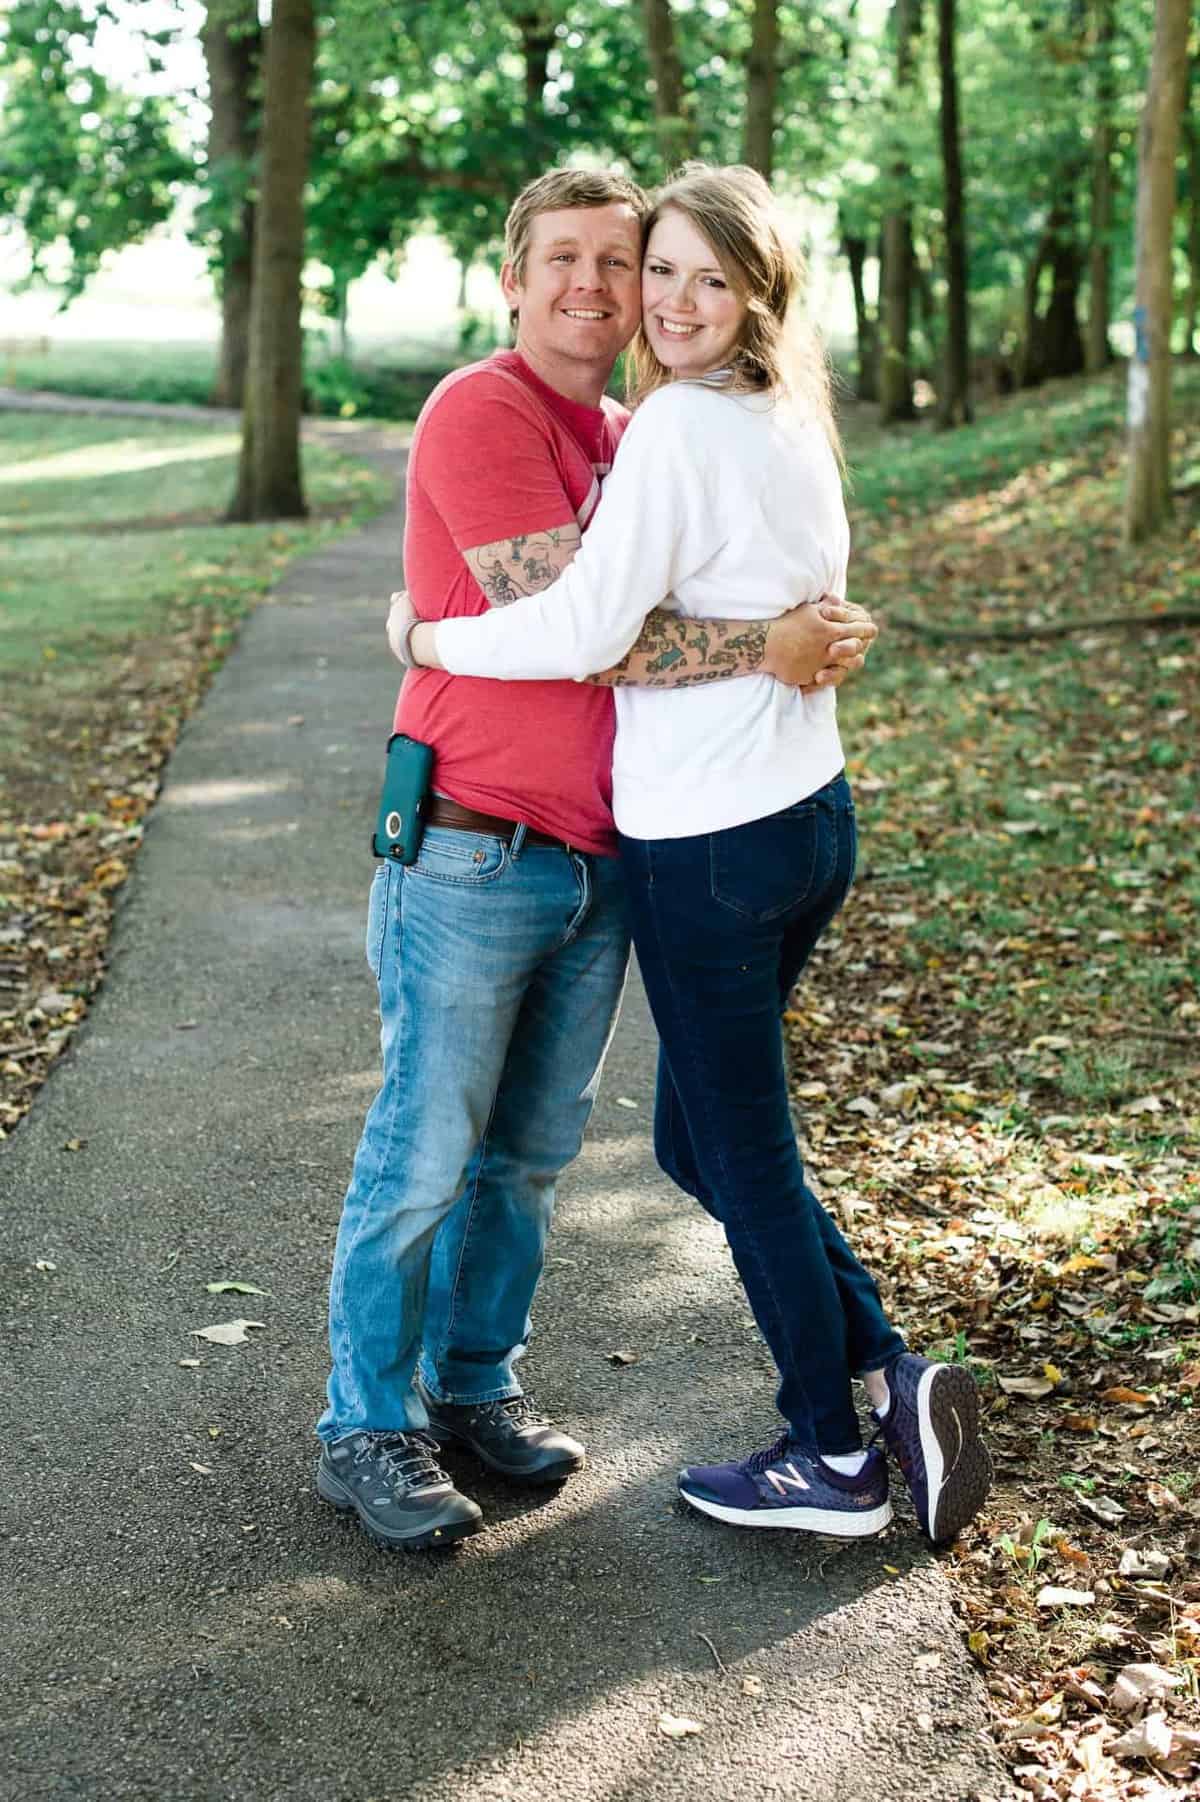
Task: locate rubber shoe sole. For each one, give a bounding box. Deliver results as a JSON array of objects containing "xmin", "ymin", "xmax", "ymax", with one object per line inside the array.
[
  {"xmin": 315, "ymin": 1459, "xmax": 483, "ymax": 1551},
  {"xmin": 425, "ymin": 1419, "xmax": 584, "ymax": 1485},
  {"xmin": 919, "ymin": 1362, "xmax": 993, "ymax": 1545},
  {"xmin": 678, "ymin": 1487, "xmax": 893, "ymax": 1537}
]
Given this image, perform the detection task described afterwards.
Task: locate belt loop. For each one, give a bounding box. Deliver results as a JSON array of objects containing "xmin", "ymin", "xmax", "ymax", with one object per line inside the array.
[{"xmin": 510, "ymin": 822, "xmax": 527, "ymax": 861}]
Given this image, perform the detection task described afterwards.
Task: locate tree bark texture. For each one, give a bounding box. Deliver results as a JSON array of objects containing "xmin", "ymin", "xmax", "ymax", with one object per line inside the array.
[
  {"xmin": 228, "ymin": 0, "xmax": 316, "ymax": 522},
  {"xmin": 641, "ymin": 0, "xmax": 693, "ymax": 170},
  {"xmin": 843, "ymin": 232, "xmax": 878, "ymax": 401},
  {"xmin": 878, "ymin": 0, "xmax": 922, "ymax": 423},
  {"xmin": 1184, "ymin": 60, "xmax": 1199, "ymax": 356},
  {"xmin": 201, "ymin": 0, "xmax": 261, "ymax": 409},
  {"xmin": 1019, "ymin": 186, "xmax": 1085, "ymax": 387},
  {"xmin": 936, "ymin": 0, "xmax": 971, "ymax": 425},
  {"xmin": 742, "ymin": 0, "xmax": 779, "ymax": 178},
  {"xmin": 1085, "ymin": 0, "xmax": 1117, "ymax": 373},
  {"xmin": 516, "ymin": 6, "xmax": 556, "ymax": 173},
  {"xmin": 1124, "ymin": 0, "xmax": 1191, "ymax": 542}
]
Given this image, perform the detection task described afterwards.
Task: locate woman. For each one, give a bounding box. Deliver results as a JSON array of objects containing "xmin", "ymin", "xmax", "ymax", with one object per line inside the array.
[{"xmin": 400, "ymin": 163, "xmax": 992, "ymax": 1545}]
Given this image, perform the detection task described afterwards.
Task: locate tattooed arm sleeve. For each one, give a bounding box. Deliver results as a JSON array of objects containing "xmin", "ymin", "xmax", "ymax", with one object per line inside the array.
[{"xmin": 462, "ymin": 523, "xmax": 583, "ymax": 608}]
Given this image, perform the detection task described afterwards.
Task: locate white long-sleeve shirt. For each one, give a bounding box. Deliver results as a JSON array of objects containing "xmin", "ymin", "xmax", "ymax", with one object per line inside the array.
[{"xmin": 433, "ymin": 378, "xmax": 850, "ymax": 840}]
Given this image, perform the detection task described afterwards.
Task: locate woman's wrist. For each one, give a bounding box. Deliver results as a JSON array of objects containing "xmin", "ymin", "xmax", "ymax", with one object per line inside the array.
[{"xmin": 410, "ymin": 622, "xmax": 443, "ymax": 670}]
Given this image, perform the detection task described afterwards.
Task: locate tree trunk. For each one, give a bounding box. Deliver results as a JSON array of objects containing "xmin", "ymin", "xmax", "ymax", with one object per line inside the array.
[
  {"xmin": 743, "ymin": 0, "xmax": 779, "ymax": 179},
  {"xmin": 936, "ymin": 0, "xmax": 970, "ymax": 426},
  {"xmin": 1016, "ymin": 232, "xmax": 1052, "ymax": 389},
  {"xmin": 1042, "ymin": 227, "xmax": 1086, "ymax": 377},
  {"xmin": 1184, "ymin": 60, "xmax": 1199, "ymax": 356},
  {"xmin": 1085, "ymin": 0, "xmax": 1117, "ymax": 373},
  {"xmin": 516, "ymin": 6, "xmax": 556, "ymax": 173},
  {"xmin": 641, "ymin": 0, "xmax": 693, "ymax": 169},
  {"xmin": 228, "ymin": 0, "xmax": 316, "ymax": 522},
  {"xmin": 201, "ymin": 0, "xmax": 261, "ymax": 409},
  {"xmin": 1124, "ymin": 0, "xmax": 1191, "ymax": 543},
  {"xmin": 878, "ymin": 0, "xmax": 922, "ymax": 423},
  {"xmin": 843, "ymin": 232, "xmax": 878, "ymax": 401}
]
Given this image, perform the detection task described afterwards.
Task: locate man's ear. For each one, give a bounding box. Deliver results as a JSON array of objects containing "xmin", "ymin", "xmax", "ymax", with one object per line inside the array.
[{"xmin": 499, "ymin": 261, "xmax": 521, "ymax": 313}]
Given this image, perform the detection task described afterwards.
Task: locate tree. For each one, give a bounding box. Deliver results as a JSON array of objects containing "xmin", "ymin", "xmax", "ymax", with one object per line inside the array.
[
  {"xmin": 743, "ymin": 0, "xmax": 779, "ymax": 178},
  {"xmin": 1085, "ymin": 0, "xmax": 1117, "ymax": 373},
  {"xmin": 199, "ymin": 0, "xmax": 261, "ymax": 408},
  {"xmin": 1124, "ymin": 0, "xmax": 1191, "ymax": 542},
  {"xmin": 0, "ymin": 0, "xmax": 187, "ymax": 302},
  {"xmin": 640, "ymin": 0, "xmax": 694, "ymax": 170},
  {"xmin": 1184, "ymin": 56, "xmax": 1199, "ymax": 356},
  {"xmin": 878, "ymin": 0, "xmax": 923, "ymax": 423},
  {"xmin": 936, "ymin": 0, "xmax": 970, "ymax": 424},
  {"xmin": 228, "ymin": 0, "xmax": 316, "ymax": 522}
]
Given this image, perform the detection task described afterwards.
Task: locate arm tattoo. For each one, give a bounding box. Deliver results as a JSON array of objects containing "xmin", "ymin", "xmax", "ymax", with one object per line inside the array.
[
  {"xmin": 585, "ymin": 611, "xmax": 769, "ymax": 688},
  {"xmin": 464, "ymin": 524, "xmax": 581, "ymax": 608}
]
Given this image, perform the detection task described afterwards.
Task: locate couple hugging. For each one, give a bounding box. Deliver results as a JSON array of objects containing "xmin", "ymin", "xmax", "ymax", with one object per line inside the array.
[{"xmin": 314, "ymin": 160, "xmax": 992, "ymax": 1555}]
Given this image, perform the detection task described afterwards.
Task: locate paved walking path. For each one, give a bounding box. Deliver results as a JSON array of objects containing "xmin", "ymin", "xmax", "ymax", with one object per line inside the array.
[{"xmin": 1, "ymin": 395, "xmax": 1011, "ymax": 1802}]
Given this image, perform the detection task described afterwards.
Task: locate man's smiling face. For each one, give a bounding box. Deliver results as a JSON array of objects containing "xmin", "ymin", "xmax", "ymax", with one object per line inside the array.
[{"xmin": 502, "ymin": 203, "xmax": 643, "ymax": 395}]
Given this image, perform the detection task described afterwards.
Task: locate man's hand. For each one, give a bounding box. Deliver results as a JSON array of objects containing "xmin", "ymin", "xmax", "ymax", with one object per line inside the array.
[
  {"xmin": 386, "ymin": 589, "xmax": 416, "ymax": 664},
  {"xmin": 762, "ymin": 596, "xmax": 878, "ymax": 690}
]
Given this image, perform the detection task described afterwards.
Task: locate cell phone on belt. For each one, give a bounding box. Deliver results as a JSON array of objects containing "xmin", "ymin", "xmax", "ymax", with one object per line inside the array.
[{"xmin": 371, "ymin": 733, "xmax": 434, "ymax": 864}]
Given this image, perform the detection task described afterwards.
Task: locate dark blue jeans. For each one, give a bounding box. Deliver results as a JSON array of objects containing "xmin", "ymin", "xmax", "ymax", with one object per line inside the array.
[{"xmin": 619, "ymin": 773, "xmax": 906, "ymax": 1455}]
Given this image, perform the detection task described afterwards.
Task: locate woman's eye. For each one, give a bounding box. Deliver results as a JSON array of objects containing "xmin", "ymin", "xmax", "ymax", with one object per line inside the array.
[{"xmin": 647, "ymin": 263, "xmax": 671, "ymax": 275}]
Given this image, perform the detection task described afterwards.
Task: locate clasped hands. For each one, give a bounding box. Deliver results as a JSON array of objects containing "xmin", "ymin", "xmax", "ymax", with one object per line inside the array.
[{"xmin": 387, "ymin": 591, "xmax": 878, "ymax": 691}]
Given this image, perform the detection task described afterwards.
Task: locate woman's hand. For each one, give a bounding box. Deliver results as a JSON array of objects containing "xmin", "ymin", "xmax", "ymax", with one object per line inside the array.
[
  {"xmin": 762, "ymin": 597, "xmax": 878, "ymax": 689},
  {"xmin": 386, "ymin": 589, "xmax": 417, "ymax": 664}
]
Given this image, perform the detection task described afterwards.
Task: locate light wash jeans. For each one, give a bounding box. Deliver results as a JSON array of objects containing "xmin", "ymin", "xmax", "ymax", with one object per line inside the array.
[{"xmin": 317, "ymin": 824, "xmax": 630, "ymax": 1441}]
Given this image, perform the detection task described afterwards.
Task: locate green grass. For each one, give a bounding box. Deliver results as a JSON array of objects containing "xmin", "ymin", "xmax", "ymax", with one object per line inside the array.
[
  {"xmin": 827, "ymin": 364, "xmax": 1200, "ymax": 1129},
  {"xmin": 0, "ymin": 412, "xmax": 389, "ymax": 773},
  {"xmin": 3, "ymin": 335, "xmax": 489, "ymax": 420}
]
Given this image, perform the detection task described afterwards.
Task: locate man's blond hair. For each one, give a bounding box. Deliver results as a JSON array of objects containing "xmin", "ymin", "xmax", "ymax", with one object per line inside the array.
[{"xmin": 504, "ymin": 168, "xmax": 649, "ymax": 287}]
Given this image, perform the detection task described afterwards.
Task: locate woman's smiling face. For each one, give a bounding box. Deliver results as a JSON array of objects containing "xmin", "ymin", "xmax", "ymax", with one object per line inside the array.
[{"xmin": 641, "ymin": 207, "xmax": 748, "ymax": 379}]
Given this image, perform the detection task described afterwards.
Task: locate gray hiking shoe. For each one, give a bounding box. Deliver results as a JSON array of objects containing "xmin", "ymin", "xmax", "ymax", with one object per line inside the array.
[{"xmin": 316, "ymin": 1429, "xmax": 483, "ymax": 1551}]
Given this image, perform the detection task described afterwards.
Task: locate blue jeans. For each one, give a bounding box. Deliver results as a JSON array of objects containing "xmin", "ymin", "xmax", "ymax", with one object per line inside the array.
[
  {"xmin": 619, "ymin": 774, "xmax": 906, "ymax": 1456},
  {"xmin": 318, "ymin": 825, "xmax": 630, "ymax": 1441}
]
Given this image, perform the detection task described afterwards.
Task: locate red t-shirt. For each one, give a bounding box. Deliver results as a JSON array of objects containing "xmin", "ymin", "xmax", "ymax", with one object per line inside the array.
[{"xmin": 395, "ymin": 351, "xmax": 628, "ymax": 856}]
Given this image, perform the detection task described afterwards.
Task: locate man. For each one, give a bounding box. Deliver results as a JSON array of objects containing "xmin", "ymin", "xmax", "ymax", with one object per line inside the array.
[{"xmin": 316, "ymin": 168, "xmax": 873, "ymax": 1551}]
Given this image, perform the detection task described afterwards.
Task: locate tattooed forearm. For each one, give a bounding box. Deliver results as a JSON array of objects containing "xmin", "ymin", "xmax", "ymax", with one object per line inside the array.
[
  {"xmin": 585, "ymin": 611, "xmax": 769, "ymax": 688},
  {"xmin": 464, "ymin": 524, "xmax": 582, "ymax": 608}
]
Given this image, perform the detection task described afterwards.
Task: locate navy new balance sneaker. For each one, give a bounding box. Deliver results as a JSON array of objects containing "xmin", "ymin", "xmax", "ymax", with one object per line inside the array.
[
  {"xmin": 872, "ymin": 1353, "xmax": 992, "ymax": 1545},
  {"xmin": 678, "ymin": 1435, "xmax": 893, "ymax": 1536}
]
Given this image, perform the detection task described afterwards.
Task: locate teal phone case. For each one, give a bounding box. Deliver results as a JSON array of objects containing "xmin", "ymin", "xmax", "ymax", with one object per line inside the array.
[{"xmin": 371, "ymin": 733, "xmax": 434, "ymax": 864}]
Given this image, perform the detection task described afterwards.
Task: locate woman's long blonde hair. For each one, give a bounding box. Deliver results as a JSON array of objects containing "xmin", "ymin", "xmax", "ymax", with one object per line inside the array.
[{"xmin": 625, "ymin": 162, "xmax": 842, "ymax": 467}]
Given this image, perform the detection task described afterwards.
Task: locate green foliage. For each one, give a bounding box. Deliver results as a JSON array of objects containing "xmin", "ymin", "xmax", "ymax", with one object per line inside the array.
[{"xmin": 0, "ymin": 0, "xmax": 190, "ymax": 301}]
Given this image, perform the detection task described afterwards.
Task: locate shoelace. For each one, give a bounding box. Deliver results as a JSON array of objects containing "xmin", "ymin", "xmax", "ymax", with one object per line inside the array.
[
  {"xmin": 492, "ymin": 1394, "xmax": 550, "ymax": 1431},
  {"xmin": 742, "ymin": 1432, "xmax": 794, "ymax": 1476},
  {"xmin": 355, "ymin": 1430, "xmax": 447, "ymax": 1489}
]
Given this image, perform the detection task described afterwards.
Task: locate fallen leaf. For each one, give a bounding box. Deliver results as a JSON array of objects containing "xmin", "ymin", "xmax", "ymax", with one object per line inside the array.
[
  {"xmin": 63, "ymin": 1138, "xmax": 86, "ymax": 1152},
  {"xmin": 657, "ymin": 1713, "xmax": 702, "ymax": 1740},
  {"xmin": 607, "ymin": 1349, "xmax": 637, "ymax": 1365},
  {"xmin": 1146, "ymin": 1482, "xmax": 1181, "ymax": 1513},
  {"xmin": 1124, "ymin": 1095, "xmax": 1164, "ymax": 1116},
  {"xmin": 1109, "ymin": 1663, "xmax": 1183, "ymax": 1714},
  {"xmin": 189, "ymin": 1462, "xmax": 214, "ymax": 1475},
  {"xmin": 1101, "ymin": 1386, "xmax": 1154, "ymax": 1407},
  {"xmin": 205, "ymin": 1280, "xmax": 270, "ymax": 1297},
  {"xmin": 741, "ymin": 1676, "xmax": 763, "ymax": 1697},
  {"xmin": 1036, "ymin": 1586, "xmax": 1095, "ymax": 1609},
  {"xmin": 178, "ymin": 1357, "xmax": 201, "ymax": 1368},
  {"xmin": 34, "ymin": 1259, "xmax": 56, "ymax": 1272},
  {"xmin": 191, "ymin": 1319, "xmax": 265, "ymax": 1347},
  {"xmin": 615, "ymin": 1096, "xmax": 639, "ymax": 1109},
  {"xmin": 1109, "ymin": 1711, "xmax": 1174, "ymax": 1764},
  {"xmin": 967, "ymin": 1629, "xmax": 990, "ymax": 1662},
  {"xmin": 1118, "ymin": 1547, "xmax": 1171, "ymax": 1580},
  {"xmin": 845, "ymin": 1095, "xmax": 879, "ymax": 1117},
  {"xmin": 915, "ymin": 1651, "xmax": 942, "ymax": 1671},
  {"xmin": 1076, "ymin": 1494, "xmax": 1127, "ymax": 1527},
  {"xmin": 998, "ymin": 1373, "xmax": 1055, "ymax": 1399}
]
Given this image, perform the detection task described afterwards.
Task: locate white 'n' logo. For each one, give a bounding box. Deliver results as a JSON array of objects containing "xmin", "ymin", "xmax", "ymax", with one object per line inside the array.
[{"xmin": 765, "ymin": 1462, "xmax": 809, "ymax": 1496}]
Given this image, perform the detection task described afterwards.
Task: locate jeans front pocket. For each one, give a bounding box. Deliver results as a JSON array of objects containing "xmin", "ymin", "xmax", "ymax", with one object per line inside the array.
[
  {"xmin": 405, "ymin": 827, "xmax": 508, "ymax": 886},
  {"xmin": 365, "ymin": 860, "xmax": 393, "ymax": 979},
  {"xmin": 708, "ymin": 799, "xmax": 833, "ymax": 924}
]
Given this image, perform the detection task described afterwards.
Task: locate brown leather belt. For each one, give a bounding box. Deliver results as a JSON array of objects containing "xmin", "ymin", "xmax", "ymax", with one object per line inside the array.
[{"xmin": 425, "ymin": 793, "xmax": 576, "ymax": 854}]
